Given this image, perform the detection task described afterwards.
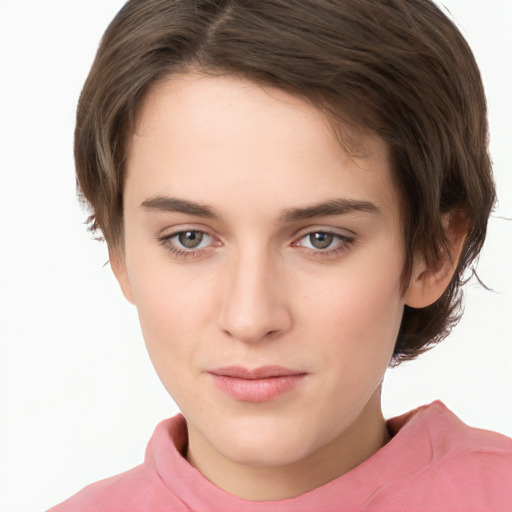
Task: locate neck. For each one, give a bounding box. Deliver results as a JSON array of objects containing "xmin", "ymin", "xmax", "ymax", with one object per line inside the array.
[{"xmin": 186, "ymin": 389, "xmax": 389, "ymax": 501}]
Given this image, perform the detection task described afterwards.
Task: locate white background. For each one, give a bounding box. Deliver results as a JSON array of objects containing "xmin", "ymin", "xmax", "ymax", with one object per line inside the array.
[{"xmin": 0, "ymin": 1, "xmax": 510, "ymax": 511}]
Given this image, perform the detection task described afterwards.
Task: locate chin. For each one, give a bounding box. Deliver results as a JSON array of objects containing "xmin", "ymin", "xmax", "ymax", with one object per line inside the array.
[
  {"xmin": 220, "ymin": 439, "xmax": 310, "ymax": 468},
  {"xmin": 208, "ymin": 416, "xmax": 320, "ymax": 468}
]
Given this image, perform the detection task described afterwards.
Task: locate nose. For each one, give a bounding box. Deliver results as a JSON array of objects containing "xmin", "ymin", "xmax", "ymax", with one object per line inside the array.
[{"xmin": 218, "ymin": 246, "xmax": 293, "ymax": 344}]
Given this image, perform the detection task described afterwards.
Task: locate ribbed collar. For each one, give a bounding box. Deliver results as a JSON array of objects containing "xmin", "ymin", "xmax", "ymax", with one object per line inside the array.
[{"xmin": 143, "ymin": 402, "xmax": 447, "ymax": 511}]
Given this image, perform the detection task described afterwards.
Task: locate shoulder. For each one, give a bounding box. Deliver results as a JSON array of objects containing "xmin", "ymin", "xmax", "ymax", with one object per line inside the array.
[
  {"xmin": 47, "ymin": 464, "xmax": 167, "ymax": 512},
  {"xmin": 47, "ymin": 416, "xmax": 189, "ymax": 512},
  {"xmin": 415, "ymin": 400, "xmax": 512, "ymax": 461},
  {"xmin": 388, "ymin": 400, "xmax": 512, "ymax": 457},
  {"xmin": 379, "ymin": 401, "xmax": 512, "ymax": 512}
]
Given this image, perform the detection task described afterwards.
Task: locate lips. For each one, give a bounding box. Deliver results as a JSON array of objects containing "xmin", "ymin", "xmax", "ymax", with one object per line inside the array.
[{"xmin": 208, "ymin": 366, "xmax": 307, "ymax": 403}]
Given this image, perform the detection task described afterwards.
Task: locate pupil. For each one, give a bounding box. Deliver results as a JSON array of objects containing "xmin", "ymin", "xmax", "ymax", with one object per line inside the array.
[
  {"xmin": 310, "ymin": 232, "xmax": 333, "ymax": 249},
  {"xmin": 179, "ymin": 231, "xmax": 203, "ymax": 249}
]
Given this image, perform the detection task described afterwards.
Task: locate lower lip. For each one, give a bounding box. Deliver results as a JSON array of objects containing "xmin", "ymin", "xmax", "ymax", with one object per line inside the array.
[{"xmin": 210, "ymin": 374, "xmax": 306, "ymax": 403}]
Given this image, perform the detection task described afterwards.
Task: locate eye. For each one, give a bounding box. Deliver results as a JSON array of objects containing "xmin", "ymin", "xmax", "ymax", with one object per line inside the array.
[
  {"xmin": 294, "ymin": 230, "xmax": 355, "ymax": 256},
  {"xmin": 158, "ymin": 229, "xmax": 217, "ymax": 256},
  {"xmin": 175, "ymin": 230, "xmax": 209, "ymax": 249},
  {"xmin": 303, "ymin": 232, "xmax": 336, "ymax": 249}
]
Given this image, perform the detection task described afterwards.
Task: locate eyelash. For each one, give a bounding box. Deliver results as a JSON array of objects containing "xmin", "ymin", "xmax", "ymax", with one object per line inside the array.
[{"xmin": 157, "ymin": 229, "xmax": 355, "ymax": 259}]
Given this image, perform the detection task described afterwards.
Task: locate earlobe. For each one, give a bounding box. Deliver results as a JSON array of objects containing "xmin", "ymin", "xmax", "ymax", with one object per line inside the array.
[{"xmin": 109, "ymin": 248, "xmax": 136, "ymax": 305}]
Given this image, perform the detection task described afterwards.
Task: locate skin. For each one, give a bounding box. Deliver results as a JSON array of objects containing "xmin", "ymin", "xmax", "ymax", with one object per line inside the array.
[{"xmin": 111, "ymin": 73, "xmax": 456, "ymax": 501}]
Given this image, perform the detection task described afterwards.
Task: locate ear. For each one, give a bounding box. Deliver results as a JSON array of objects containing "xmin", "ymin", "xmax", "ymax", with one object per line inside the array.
[
  {"xmin": 109, "ymin": 248, "xmax": 136, "ymax": 305},
  {"xmin": 405, "ymin": 214, "xmax": 466, "ymax": 309}
]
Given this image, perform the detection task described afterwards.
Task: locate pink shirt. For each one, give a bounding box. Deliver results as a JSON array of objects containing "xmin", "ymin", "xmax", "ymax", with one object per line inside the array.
[{"xmin": 49, "ymin": 401, "xmax": 512, "ymax": 511}]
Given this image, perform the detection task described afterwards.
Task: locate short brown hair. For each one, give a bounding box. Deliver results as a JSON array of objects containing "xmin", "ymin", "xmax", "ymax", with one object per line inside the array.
[{"xmin": 75, "ymin": 0, "xmax": 495, "ymax": 364}]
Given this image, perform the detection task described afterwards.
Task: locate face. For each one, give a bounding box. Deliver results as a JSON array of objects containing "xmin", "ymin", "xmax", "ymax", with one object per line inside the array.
[{"xmin": 117, "ymin": 73, "xmax": 408, "ymax": 477}]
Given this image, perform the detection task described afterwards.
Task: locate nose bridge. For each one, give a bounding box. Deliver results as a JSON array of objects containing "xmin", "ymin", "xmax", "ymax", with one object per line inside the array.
[{"xmin": 219, "ymin": 242, "xmax": 291, "ymax": 343}]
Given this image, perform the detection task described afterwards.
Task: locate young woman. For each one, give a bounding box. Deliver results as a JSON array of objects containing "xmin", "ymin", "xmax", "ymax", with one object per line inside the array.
[{"xmin": 41, "ymin": 0, "xmax": 511, "ymax": 510}]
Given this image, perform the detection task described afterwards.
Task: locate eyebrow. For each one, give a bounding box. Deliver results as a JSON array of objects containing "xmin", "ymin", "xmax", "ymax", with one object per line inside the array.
[
  {"xmin": 140, "ymin": 196, "xmax": 380, "ymax": 221},
  {"xmin": 141, "ymin": 196, "xmax": 221, "ymax": 219},
  {"xmin": 280, "ymin": 198, "xmax": 380, "ymax": 222}
]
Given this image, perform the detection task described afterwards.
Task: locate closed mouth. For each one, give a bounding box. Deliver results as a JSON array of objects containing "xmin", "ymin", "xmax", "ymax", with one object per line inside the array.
[{"xmin": 208, "ymin": 365, "xmax": 306, "ymax": 379}]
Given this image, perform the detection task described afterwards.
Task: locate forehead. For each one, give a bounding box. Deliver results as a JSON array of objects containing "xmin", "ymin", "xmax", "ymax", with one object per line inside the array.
[
  {"xmin": 132, "ymin": 73, "xmax": 382, "ymax": 158},
  {"xmin": 125, "ymin": 73, "xmax": 400, "ymax": 224}
]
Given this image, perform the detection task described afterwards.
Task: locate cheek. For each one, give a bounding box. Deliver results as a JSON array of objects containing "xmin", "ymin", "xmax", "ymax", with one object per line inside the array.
[
  {"xmin": 304, "ymin": 273, "xmax": 404, "ymax": 418},
  {"xmin": 127, "ymin": 239, "xmax": 210, "ymax": 324},
  {"xmin": 126, "ymin": 255, "xmax": 218, "ymax": 373},
  {"xmin": 300, "ymin": 254, "xmax": 405, "ymax": 363},
  {"xmin": 348, "ymin": 270, "xmax": 404, "ymax": 338},
  {"xmin": 132, "ymin": 279, "xmax": 204, "ymax": 403}
]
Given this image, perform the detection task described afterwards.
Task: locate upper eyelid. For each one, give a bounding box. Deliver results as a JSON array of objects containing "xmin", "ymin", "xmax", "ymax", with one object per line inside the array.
[
  {"xmin": 162, "ymin": 228, "xmax": 210, "ymax": 237},
  {"xmin": 294, "ymin": 225, "xmax": 356, "ymax": 239},
  {"xmin": 157, "ymin": 224, "xmax": 216, "ymax": 238}
]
